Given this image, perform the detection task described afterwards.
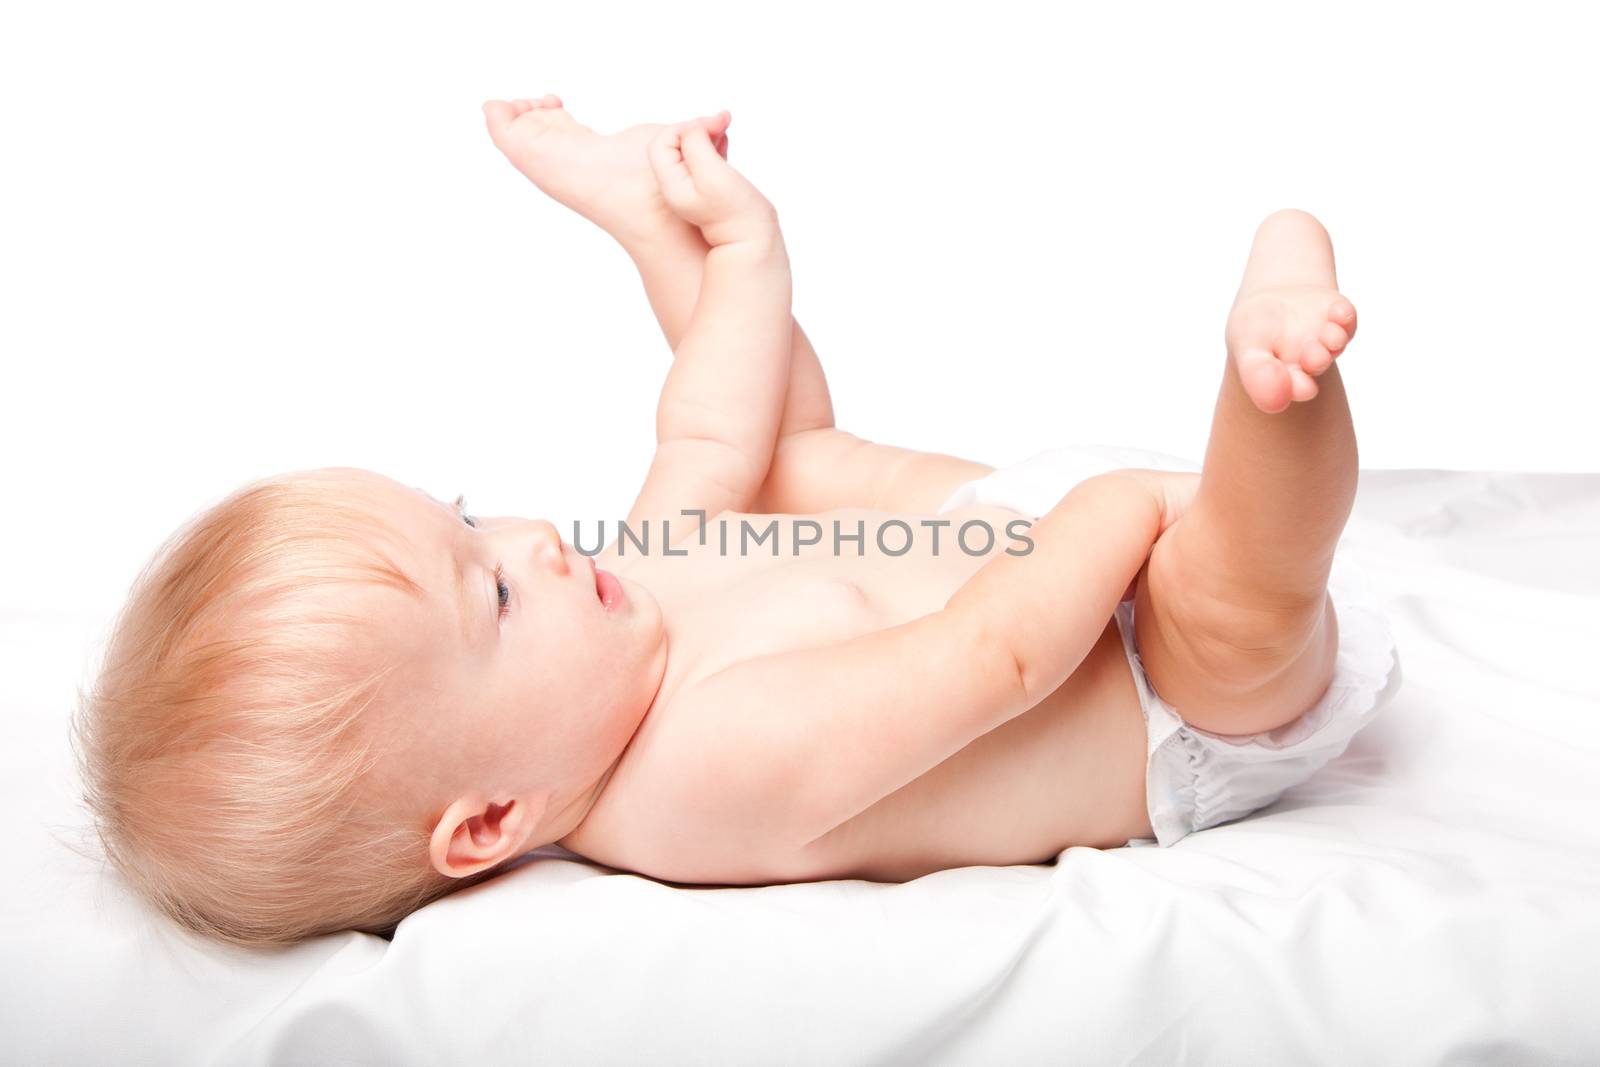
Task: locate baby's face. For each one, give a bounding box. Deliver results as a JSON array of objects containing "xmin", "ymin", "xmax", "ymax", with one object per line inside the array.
[{"xmin": 358, "ymin": 472, "xmax": 667, "ymax": 820}]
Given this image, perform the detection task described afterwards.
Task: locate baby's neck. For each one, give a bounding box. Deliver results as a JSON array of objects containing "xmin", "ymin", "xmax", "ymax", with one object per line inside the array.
[{"xmin": 549, "ymin": 746, "xmax": 628, "ymax": 850}]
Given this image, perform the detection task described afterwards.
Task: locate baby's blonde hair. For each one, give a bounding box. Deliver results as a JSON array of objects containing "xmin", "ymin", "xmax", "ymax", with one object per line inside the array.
[{"xmin": 70, "ymin": 468, "xmax": 498, "ymax": 947}]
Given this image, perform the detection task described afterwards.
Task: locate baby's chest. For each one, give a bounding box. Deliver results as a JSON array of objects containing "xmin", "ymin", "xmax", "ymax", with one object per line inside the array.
[
  {"xmin": 659, "ymin": 567, "xmax": 882, "ymax": 693},
  {"xmin": 640, "ymin": 506, "xmax": 1025, "ymax": 690}
]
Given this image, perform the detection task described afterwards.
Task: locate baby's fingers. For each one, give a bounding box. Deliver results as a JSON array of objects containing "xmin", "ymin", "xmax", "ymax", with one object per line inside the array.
[
  {"xmin": 646, "ymin": 123, "xmax": 698, "ymax": 206},
  {"xmin": 648, "ymin": 113, "xmax": 740, "ymax": 224},
  {"xmin": 680, "ymin": 112, "xmax": 732, "ymax": 177}
]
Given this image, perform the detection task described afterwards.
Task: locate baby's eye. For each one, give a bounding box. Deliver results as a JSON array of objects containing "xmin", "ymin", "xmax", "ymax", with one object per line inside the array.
[
  {"xmin": 454, "ymin": 494, "xmax": 479, "ymax": 528},
  {"xmin": 495, "ymin": 564, "xmax": 511, "ymax": 619}
]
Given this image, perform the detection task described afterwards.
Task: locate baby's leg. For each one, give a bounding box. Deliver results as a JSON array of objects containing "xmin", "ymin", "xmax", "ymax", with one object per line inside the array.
[
  {"xmin": 482, "ymin": 97, "xmax": 832, "ymax": 436},
  {"xmin": 483, "ymin": 98, "xmax": 1005, "ymax": 514},
  {"xmin": 1132, "ymin": 209, "xmax": 1361, "ymax": 736}
]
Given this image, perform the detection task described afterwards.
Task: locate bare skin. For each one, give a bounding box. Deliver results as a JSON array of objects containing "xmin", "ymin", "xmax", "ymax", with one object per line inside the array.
[
  {"xmin": 438, "ymin": 97, "xmax": 1359, "ymax": 884},
  {"xmin": 1135, "ymin": 213, "xmax": 1361, "ymax": 736}
]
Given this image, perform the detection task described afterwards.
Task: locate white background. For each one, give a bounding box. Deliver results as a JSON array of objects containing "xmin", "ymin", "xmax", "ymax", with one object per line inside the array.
[{"xmin": 3, "ymin": 1, "xmax": 1597, "ymax": 631}]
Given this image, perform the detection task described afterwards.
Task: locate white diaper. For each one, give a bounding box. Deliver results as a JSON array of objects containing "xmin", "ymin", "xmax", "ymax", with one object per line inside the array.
[{"xmin": 939, "ymin": 444, "xmax": 1403, "ymax": 847}]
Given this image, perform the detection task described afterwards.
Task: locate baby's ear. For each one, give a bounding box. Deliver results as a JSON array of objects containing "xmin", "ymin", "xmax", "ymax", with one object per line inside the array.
[{"xmin": 429, "ymin": 791, "xmax": 551, "ymax": 879}]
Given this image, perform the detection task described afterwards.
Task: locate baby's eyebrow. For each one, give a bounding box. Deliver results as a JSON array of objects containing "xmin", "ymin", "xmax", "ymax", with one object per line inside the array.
[
  {"xmin": 413, "ymin": 487, "xmax": 477, "ymax": 643},
  {"xmin": 449, "ymin": 549, "xmax": 474, "ymax": 645}
]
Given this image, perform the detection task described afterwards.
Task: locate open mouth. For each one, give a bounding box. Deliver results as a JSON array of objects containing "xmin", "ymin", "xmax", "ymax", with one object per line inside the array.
[{"xmin": 593, "ymin": 564, "xmax": 624, "ymax": 611}]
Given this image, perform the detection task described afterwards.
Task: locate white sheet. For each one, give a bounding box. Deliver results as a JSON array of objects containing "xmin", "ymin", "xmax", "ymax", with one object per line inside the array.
[{"xmin": 3, "ymin": 469, "xmax": 1598, "ymax": 1064}]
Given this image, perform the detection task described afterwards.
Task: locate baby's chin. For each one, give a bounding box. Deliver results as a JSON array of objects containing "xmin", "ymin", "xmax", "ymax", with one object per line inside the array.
[{"xmin": 616, "ymin": 573, "xmax": 665, "ymax": 634}]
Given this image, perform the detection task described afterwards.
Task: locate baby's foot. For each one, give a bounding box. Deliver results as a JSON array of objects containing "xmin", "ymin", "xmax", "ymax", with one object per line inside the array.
[
  {"xmin": 1224, "ymin": 210, "xmax": 1359, "ymax": 413},
  {"xmin": 481, "ymin": 95, "xmax": 730, "ymax": 246}
]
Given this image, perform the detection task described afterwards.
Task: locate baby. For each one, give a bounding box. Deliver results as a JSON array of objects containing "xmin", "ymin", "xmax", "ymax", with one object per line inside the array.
[{"xmin": 71, "ymin": 94, "xmax": 1399, "ymax": 946}]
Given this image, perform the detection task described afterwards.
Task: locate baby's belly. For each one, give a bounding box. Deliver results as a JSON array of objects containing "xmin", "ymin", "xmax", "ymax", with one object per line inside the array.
[{"xmin": 787, "ymin": 617, "xmax": 1154, "ymax": 882}]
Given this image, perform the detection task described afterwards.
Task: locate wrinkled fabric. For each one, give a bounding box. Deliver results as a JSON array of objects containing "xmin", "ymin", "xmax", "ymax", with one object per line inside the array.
[{"xmin": 7, "ymin": 466, "xmax": 1598, "ymax": 1065}]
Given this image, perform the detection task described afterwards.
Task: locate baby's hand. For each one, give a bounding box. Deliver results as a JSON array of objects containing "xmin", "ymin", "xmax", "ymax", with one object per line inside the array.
[
  {"xmin": 647, "ymin": 112, "xmax": 775, "ymax": 247},
  {"xmin": 1108, "ymin": 469, "xmax": 1201, "ymax": 602},
  {"xmin": 1122, "ymin": 469, "xmax": 1201, "ymax": 536}
]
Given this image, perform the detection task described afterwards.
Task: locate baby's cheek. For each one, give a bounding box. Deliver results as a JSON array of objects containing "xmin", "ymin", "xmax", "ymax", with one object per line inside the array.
[{"xmin": 361, "ymin": 696, "xmax": 497, "ymax": 812}]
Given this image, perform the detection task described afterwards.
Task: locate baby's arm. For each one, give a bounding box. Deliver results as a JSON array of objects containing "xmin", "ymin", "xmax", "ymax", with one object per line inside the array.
[
  {"xmin": 586, "ymin": 120, "xmax": 991, "ymax": 517},
  {"xmin": 617, "ymin": 118, "xmax": 793, "ymax": 542},
  {"xmin": 651, "ymin": 471, "xmax": 1172, "ymax": 859}
]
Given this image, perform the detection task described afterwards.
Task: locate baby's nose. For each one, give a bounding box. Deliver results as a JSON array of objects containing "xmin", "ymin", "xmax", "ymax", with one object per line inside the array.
[{"xmin": 526, "ymin": 519, "xmax": 568, "ymax": 572}]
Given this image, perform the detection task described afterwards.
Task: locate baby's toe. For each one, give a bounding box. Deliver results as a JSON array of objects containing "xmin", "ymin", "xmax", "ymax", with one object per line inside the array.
[
  {"xmin": 1318, "ymin": 321, "xmax": 1350, "ymax": 357},
  {"xmin": 483, "ymin": 99, "xmax": 519, "ymax": 132},
  {"xmin": 1301, "ymin": 337, "xmax": 1334, "ymax": 376},
  {"xmin": 1237, "ymin": 347, "xmax": 1294, "ymax": 413},
  {"xmin": 1328, "ymin": 296, "xmax": 1358, "ymax": 337},
  {"xmin": 1287, "ymin": 362, "xmax": 1320, "ymax": 402}
]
